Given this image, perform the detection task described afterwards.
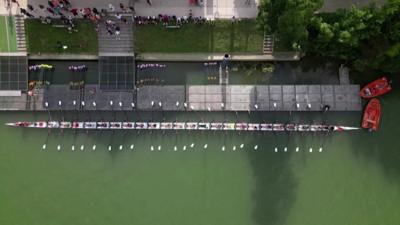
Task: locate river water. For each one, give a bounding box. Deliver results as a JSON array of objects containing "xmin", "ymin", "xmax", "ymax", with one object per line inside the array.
[
  {"xmin": 3, "ymin": 60, "xmax": 400, "ymax": 224},
  {"xmin": 1, "ymin": 87, "xmax": 400, "ymax": 225}
]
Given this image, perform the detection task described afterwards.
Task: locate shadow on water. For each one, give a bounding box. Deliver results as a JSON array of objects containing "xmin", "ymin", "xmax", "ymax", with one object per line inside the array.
[
  {"xmin": 246, "ymin": 136, "xmax": 297, "ymax": 225},
  {"xmin": 247, "ymin": 111, "xmax": 298, "ymax": 225}
]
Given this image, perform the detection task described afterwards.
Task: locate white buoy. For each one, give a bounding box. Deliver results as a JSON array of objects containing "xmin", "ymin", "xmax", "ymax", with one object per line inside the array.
[
  {"xmin": 158, "ymin": 101, "xmax": 162, "ymax": 107},
  {"xmin": 72, "ymin": 145, "xmax": 75, "ymax": 151},
  {"xmin": 190, "ymin": 143, "xmax": 195, "ymax": 148},
  {"xmin": 296, "ymin": 147, "xmax": 299, "ymax": 152},
  {"xmin": 273, "ymin": 102, "xmax": 277, "ymax": 108},
  {"xmin": 222, "ymin": 146, "xmax": 225, "ymax": 151},
  {"xmin": 119, "ymin": 145, "xmax": 123, "ymax": 150},
  {"xmin": 254, "ymin": 145, "xmax": 258, "ymax": 150},
  {"xmin": 93, "ymin": 145, "xmax": 96, "ymax": 150},
  {"xmin": 255, "ymin": 104, "xmax": 259, "ymax": 109},
  {"xmin": 296, "ymin": 103, "xmax": 300, "ymax": 109},
  {"xmin": 73, "ymin": 100, "xmax": 76, "ymax": 106},
  {"xmin": 57, "ymin": 145, "xmax": 61, "ymax": 151},
  {"xmin": 309, "ymin": 148, "xmax": 313, "ymax": 153},
  {"xmin": 176, "ymin": 101, "xmax": 179, "ymax": 107},
  {"xmin": 184, "ymin": 102, "xmax": 187, "ymax": 108},
  {"xmin": 150, "ymin": 146, "xmax": 154, "ymax": 151},
  {"xmin": 131, "ymin": 102, "xmax": 135, "ymax": 108},
  {"xmin": 151, "ymin": 101, "xmax": 154, "ymax": 106},
  {"xmin": 207, "ymin": 106, "xmax": 211, "ymax": 112},
  {"xmin": 108, "ymin": 146, "xmax": 112, "ymax": 151},
  {"xmin": 190, "ymin": 105, "xmax": 195, "ymax": 110},
  {"xmin": 81, "ymin": 101, "xmax": 85, "ymax": 106},
  {"xmin": 119, "ymin": 102, "xmax": 122, "ymax": 107},
  {"xmin": 130, "ymin": 144, "xmax": 134, "ymax": 149},
  {"xmin": 174, "ymin": 146, "xmax": 177, "ymax": 151},
  {"xmin": 203, "ymin": 144, "xmax": 208, "ymax": 149},
  {"xmin": 274, "ymin": 147, "xmax": 278, "ymax": 152},
  {"xmin": 110, "ymin": 100, "xmax": 113, "ymax": 106},
  {"xmin": 284, "ymin": 147, "xmax": 287, "ymax": 152},
  {"xmin": 307, "ymin": 103, "xmax": 311, "ymax": 109},
  {"xmin": 80, "ymin": 145, "xmax": 84, "ymax": 151},
  {"xmin": 319, "ymin": 147, "xmax": 323, "ymax": 152},
  {"xmin": 183, "ymin": 145, "xmax": 187, "ymax": 151},
  {"xmin": 240, "ymin": 144, "xmax": 244, "ymax": 149},
  {"xmin": 93, "ymin": 102, "xmax": 96, "ymax": 107},
  {"xmin": 58, "ymin": 100, "xmax": 62, "ymax": 106},
  {"xmin": 42, "ymin": 144, "xmax": 46, "ymax": 150},
  {"xmin": 233, "ymin": 146, "xmax": 236, "ymax": 151},
  {"xmin": 158, "ymin": 145, "xmax": 161, "ymax": 151},
  {"xmin": 221, "ymin": 103, "xmax": 225, "ymax": 108}
]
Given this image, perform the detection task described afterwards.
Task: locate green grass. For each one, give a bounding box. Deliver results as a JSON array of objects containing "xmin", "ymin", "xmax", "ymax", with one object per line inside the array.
[
  {"xmin": 134, "ymin": 19, "xmax": 264, "ymax": 53},
  {"xmin": 25, "ymin": 19, "xmax": 98, "ymax": 54},
  {"xmin": 0, "ymin": 16, "xmax": 17, "ymax": 52}
]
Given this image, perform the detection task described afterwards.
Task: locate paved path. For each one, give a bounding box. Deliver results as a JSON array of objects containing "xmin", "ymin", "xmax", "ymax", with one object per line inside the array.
[
  {"xmin": 136, "ymin": 52, "xmax": 301, "ymax": 61},
  {"xmin": 1, "ymin": 0, "xmax": 386, "ymax": 16},
  {"xmin": 98, "ymin": 13, "xmax": 134, "ymax": 56},
  {"xmin": 134, "ymin": 0, "xmax": 259, "ymax": 19},
  {"xmin": 1, "ymin": 0, "xmax": 259, "ymax": 18}
]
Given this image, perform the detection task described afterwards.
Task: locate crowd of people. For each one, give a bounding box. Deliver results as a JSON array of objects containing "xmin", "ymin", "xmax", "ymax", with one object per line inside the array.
[
  {"xmin": 29, "ymin": 64, "xmax": 54, "ymax": 71},
  {"xmin": 10, "ymin": 0, "xmax": 135, "ymax": 38},
  {"xmin": 134, "ymin": 12, "xmax": 209, "ymax": 27},
  {"xmin": 68, "ymin": 65, "xmax": 88, "ymax": 72},
  {"xmin": 137, "ymin": 63, "xmax": 167, "ymax": 70}
]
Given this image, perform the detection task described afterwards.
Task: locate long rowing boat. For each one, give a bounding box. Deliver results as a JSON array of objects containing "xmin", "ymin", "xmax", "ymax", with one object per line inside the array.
[{"xmin": 5, "ymin": 121, "xmax": 360, "ymax": 132}]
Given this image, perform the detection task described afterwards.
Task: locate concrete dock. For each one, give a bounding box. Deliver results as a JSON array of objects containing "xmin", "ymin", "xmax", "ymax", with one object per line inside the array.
[{"xmin": 0, "ymin": 84, "xmax": 361, "ymax": 111}]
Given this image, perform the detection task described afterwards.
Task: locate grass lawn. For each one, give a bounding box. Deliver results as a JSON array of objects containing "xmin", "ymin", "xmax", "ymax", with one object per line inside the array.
[
  {"xmin": 134, "ymin": 19, "xmax": 264, "ymax": 53},
  {"xmin": 25, "ymin": 19, "xmax": 98, "ymax": 54},
  {"xmin": 0, "ymin": 16, "xmax": 17, "ymax": 52}
]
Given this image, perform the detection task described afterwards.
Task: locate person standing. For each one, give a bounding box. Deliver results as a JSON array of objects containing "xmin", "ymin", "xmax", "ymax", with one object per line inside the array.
[
  {"xmin": 146, "ymin": 0, "xmax": 152, "ymax": 6},
  {"xmin": 108, "ymin": 4, "xmax": 115, "ymax": 12},
  {"xmin": 11, "ymin": 0, "xmax": 20, "ymax": 7},
  {"xmin": 27, "ymin": 4, "xmax": 34, "ymax": 11}
]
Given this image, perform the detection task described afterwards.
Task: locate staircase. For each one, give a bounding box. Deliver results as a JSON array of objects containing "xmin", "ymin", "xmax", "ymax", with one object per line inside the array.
[
  {"xmin": 263, "ymin": 34, "xmax": 274, "ymax": 54},
  {"xmin": 98, "ymin": 13, "xmax": 134, "ymax": 56},
  {"xmin": 14, "ymin": 15, "xmax": 27, "ymax": 53}
]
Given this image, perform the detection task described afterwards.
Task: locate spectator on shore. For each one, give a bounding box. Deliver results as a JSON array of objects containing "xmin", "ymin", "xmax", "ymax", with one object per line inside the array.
[
  {"xmin": 27, "ymin": 4, "xmax": 34, "ymax": 11},
  {"xmin": 119, "ymin": 3, "xmax": 126, "ymax": 12},
  {"xmin": 108, "ymin": 4, "xmax": 115, "ymax": 12},
  {"xmin": 11, "ymin": 0, "xmax": 20, "ymax": 7}
]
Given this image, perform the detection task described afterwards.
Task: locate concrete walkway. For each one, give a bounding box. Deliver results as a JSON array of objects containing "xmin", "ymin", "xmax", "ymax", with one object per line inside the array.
[
  {"xmin": 1, "ymin": 0, "xmax": 386, "ymax": 16},
  {"xmin": 1, "ymin": 0, "xmax": 259, "ymax": 18},
  {"xmin": 136, "ymin": 52, "xmax": 301, "ymax": 61},
  {"xmin": 134, "ymin": 0, "xmax": 260, "ymax": 19}
]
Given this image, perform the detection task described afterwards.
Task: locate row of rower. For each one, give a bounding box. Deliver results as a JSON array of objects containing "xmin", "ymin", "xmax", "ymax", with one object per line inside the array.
[{"xmin": 11, "ymin": 121, "xmax": 336, "ymax": 132}]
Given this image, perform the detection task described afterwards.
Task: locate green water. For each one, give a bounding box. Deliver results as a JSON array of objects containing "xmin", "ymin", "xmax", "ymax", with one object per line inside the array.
[{"xmin": 1, "ymin": 89, "xmax": 400, "ymax": 225}]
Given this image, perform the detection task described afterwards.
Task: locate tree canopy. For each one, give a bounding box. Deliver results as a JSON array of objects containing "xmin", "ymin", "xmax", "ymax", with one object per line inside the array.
[{"xmin": 257, "ymin": 0, "xmax": 400, "ymax": 74}]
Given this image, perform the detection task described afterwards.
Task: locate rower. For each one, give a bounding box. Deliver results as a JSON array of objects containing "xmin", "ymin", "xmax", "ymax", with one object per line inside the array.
[{"xmin": 323, "ymin": 104, "xmax": 330, "ymax": 112}]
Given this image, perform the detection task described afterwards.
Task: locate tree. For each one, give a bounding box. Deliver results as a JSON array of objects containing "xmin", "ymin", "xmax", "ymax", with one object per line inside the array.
[
  {"xmin": 308, "ymin": 0, "xmax": 400, "ymax": 74},
  {"xmin": 257, "ymin": 0, "xmax": 323, "ymax": 50}
]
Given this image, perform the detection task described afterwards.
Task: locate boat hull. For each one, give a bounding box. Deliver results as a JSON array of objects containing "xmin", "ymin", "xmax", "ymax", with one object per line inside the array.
[
  {"xmin": 6, "ymin": 121, "xmax": 360, "ymax": 132},
  {"xmin": 362, "ymin": 98, "xmax": 381, "ymax": 131},
  {"xmin": 360, "ymin": 77, "xmax": 392, "ymax": 98}
]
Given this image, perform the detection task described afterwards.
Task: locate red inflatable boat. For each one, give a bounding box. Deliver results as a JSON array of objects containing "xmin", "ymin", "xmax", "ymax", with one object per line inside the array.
[
  {"xmin": 362, "ymin": 98, "xmax": 381, "ymax": 131},
  {"xmin": 360, "ymin": 77, "xmax": 392, "ymax": 98}
]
